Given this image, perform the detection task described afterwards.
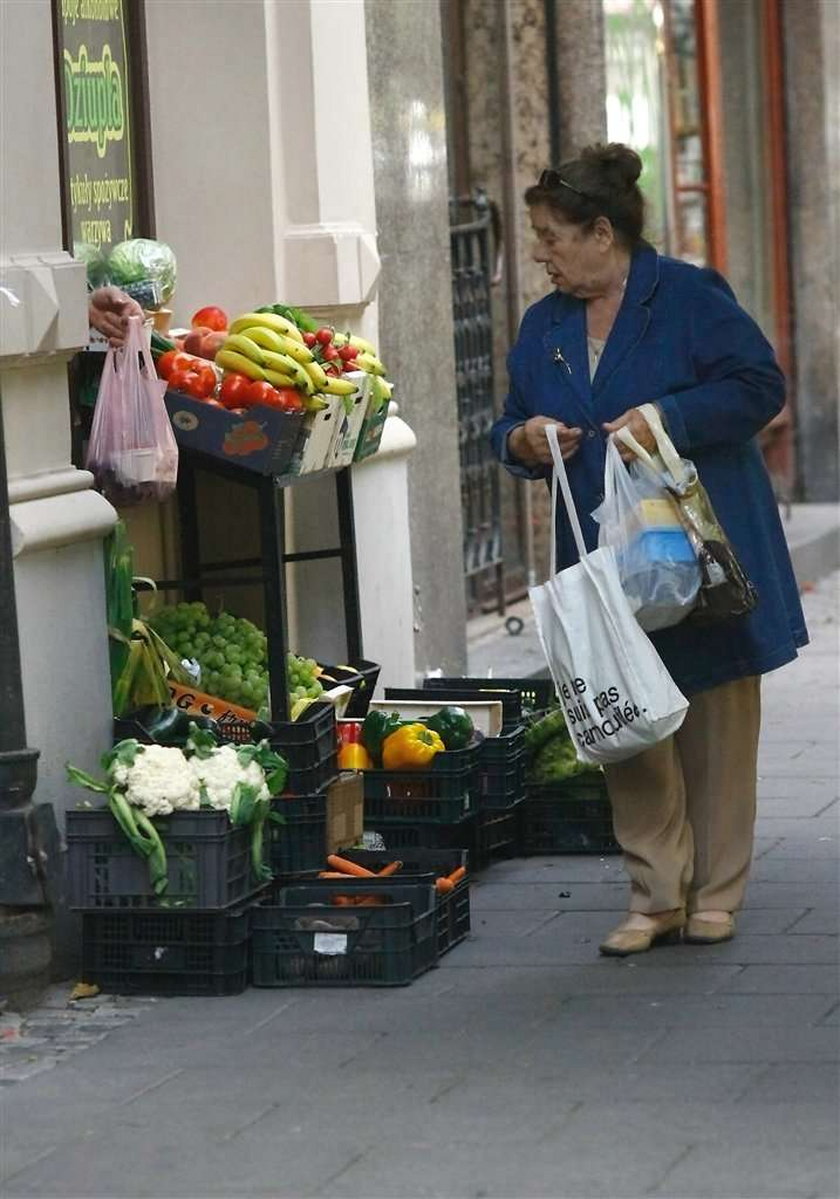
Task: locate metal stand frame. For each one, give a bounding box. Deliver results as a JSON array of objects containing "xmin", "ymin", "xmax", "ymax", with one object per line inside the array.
[{"xmin": 156, "ymin": 451, "xmax": 363, "ymax": 722}]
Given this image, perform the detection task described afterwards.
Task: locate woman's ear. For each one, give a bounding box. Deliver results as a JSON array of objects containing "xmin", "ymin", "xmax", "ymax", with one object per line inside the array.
[{"xmin": 593, "ymin": 215, "xmax": 615, "ymax": 248}]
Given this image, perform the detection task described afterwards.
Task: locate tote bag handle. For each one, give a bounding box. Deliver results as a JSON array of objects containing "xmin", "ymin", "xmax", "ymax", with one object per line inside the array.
[
  {"xmin": 613, "ymin": 403, "xmax": 689, "ymax": 489},
  {"xmin": 544, "ymin": 423, "xmax": 588, "ymax": 576}
]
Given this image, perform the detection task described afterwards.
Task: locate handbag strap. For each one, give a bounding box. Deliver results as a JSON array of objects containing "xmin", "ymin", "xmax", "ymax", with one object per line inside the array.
[{"xmin": 545, "ymin": 423, "xmax": 588, "ymax": 575}]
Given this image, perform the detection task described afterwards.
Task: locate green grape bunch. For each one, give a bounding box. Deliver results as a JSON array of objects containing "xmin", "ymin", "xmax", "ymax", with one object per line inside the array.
[
  {"xmin": 150, "ymin": 601, "xmax": 269, "ymax": 712},
  {"xmin": 149, "ymin": 602, "xmax": 324, "ymax": 715},
  {"xmin": 286, "ymin": 653, "xmax": 324, "ymax": 704}
]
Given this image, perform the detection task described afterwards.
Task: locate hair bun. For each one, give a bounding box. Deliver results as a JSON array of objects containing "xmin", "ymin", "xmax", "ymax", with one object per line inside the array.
[{"xmin": 580, "ymin": 143, "xmax": 643, "ymax": 189}]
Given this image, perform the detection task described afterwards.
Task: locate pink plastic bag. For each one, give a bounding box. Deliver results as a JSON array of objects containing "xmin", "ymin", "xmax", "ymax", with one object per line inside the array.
[{"xmin": 86, "ymin": 316, "xmax": 178, "ymax": 506}]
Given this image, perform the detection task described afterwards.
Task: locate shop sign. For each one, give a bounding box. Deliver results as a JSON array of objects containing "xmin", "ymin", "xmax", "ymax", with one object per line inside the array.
[{"xmin": 55, "ymin": 0, "xmax": 138, "ymax": 255}]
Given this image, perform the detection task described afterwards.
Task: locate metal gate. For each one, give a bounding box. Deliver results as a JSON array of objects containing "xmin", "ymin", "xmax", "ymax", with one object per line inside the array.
[{"xmin": 450, "ymin": 192, "xmax": 504, "ymax": 615}]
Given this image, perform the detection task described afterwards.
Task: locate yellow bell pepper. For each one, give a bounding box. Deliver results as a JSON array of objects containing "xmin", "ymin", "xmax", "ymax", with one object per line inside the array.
[{"xmin": 381, "ymin": 723, "xmax": 445, "ymax": 770}]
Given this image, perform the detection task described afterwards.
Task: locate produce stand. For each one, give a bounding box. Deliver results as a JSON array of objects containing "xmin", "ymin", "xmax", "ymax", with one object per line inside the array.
[{"xmin": 153, "ymin": 446, "xmax": 363, "ymax": 724}]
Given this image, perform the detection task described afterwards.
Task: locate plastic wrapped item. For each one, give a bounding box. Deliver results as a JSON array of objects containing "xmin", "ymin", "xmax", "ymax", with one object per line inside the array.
[
  {"xmin": 593, "ymin": 439, "xmax": 701, "ymax": 632},
  {"xmin": 86, "ymin": 315, "xmax": 178, "ymax": 506},
  {"xmin": 615, "ymin": 405, "xmax": 758, "ymax": 626},
  {"xmin": 107, "ymin": 238, "xmax": 177, "ymax": 303}
]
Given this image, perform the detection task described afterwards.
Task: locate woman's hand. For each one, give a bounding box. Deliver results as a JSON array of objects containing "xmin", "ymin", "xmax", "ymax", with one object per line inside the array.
[
  {"xmin": 602, "ymin": 407, "xmax": 657, "ymax": 463},
  {"xmin": 508, "ymin": 416, "xmax": 583, "ymax": 466},
  {"xmin": 89, "ymin": 286, "xmax": 145, "ymax": 346}
]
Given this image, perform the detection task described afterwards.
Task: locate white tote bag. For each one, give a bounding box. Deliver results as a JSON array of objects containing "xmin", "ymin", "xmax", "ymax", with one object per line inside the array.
[{"xmin": 528, "ymin": 425, "xmax": 689, "ymax": 766}]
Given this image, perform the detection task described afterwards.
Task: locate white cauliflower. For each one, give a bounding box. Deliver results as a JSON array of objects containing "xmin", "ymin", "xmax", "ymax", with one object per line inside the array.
[
  {"xmin": 189, "ymin": 744, "xmax": 269, "ymax": 812},
  {"xmin": 111, "ymin": 744, "xmax": 201, "ymax": 817}
]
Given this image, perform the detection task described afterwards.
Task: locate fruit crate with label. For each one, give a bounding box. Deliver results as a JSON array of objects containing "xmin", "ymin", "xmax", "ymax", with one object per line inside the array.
[
  {"xmin": 65, "ymin": 809, "xmax": 255, "ymax": 910},
  {"xmin": 251, "ymin": 880, "xmax": 438, "ymax": 987},
  {"xmin": 520, "ymin": 772, "xmax": 621, "ymax": 855},
  {"xmin": 81, "ymin": 906, "xmax": 251, "ymax": 996}
]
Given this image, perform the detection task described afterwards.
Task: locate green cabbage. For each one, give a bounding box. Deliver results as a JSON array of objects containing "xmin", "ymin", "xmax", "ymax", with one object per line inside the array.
[
  {"xmin": 107, "ymin": 239, "xmax": 177, "ymax": 302},
  {"xmin": 74, "ymin": 241, "xmax": 109, "ymax": 289}
]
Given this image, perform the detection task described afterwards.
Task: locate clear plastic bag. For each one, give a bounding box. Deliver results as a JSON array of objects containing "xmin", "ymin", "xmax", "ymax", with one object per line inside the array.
[
  {"xmin": 593, "ymin": 439, "xmax": 701, "ymax": 632},
  {"xmin": 85, "ymin": 316, "xmax": 178, "ymax": 507},
  {"xmin": 617, "ymin": 405, "xmax": 758, "ymax": 625}
]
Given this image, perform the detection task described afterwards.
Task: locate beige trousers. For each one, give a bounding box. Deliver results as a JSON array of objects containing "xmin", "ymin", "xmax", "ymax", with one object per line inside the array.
[{"xmin": 603, "ymin": 675, "xmax": 761, "ymax": 915}]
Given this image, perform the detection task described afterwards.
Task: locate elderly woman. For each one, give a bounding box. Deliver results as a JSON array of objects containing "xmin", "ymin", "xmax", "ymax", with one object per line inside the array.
[{"xmin": 491, "ymin": 142, "xmax": 807, "ymax": 957}]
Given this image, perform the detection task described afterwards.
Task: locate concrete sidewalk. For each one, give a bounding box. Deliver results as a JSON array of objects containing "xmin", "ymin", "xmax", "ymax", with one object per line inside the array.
[{"xmin": 1, "ymin": 576, "xmax": 838, "ymax": 1199}]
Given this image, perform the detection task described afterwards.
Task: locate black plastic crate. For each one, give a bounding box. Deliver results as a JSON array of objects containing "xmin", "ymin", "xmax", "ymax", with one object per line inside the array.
[
  {"xmin": 321, "ymin": 659, "xmax": 380, "ymax": 719},
  {"xmin": 520, "ymin": 773, "xmax": 621, "ymax": 855},
  {"xmin": 65, "ymin": 809, "xmax": 253, "ymax": 910},
  {"xmin": 337, "ymin": 848, "xmax": 470, "ymax": 956},
  {"xmin": 81, "ymin": 906, "xmax": 250, "ymax": 996},
  {"xmin": 270, "ymin": 701, "xmax": 339, "ymax": 795},
  {"xmin": 362, "ymin": 742, "xmax": 479, "ymax": 824},
  {"xmin": 479, "ymin": 726, "xmax": 527, "ymax": 809},
  {"xmin": 362, "ymin": 817, "xmax": 475, "ymax": 859},
  {"xmin": 425, "ymin": 677, "xmax": 557, "ymax": 725},
  {"xmin": 251, "ymin": 881, "xmax": 437, "ymax": 986},
  {"xmin": 269, "ymin": 794, "xmax": 326, "ymax": 876}
]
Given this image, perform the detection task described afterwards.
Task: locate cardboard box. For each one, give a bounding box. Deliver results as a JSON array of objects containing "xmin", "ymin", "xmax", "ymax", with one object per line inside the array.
[
  {"xmin": 326, "ymin": 374, "xmax": 369, "ymax": 468},
  {"xmin": 325, "ymin": 772, "xmax": 364, "ymax": 854},
  {"xmin": 366, "ymin": 698, "xmax": 504, "ymax": 738},
  {"xmin": 281, "ymin": 396, "xmax": 343, "ymax": 477},
  {"xmin": 169, "ymin": 682, "xmax": 257, "ymax": 736},
  {"xmin": 165, "ymin": 390, "xmax": 304, "ymax": 476},
  {"xmin": 353, "ymin": 386, "xmax": 388, "ymax": 463}
]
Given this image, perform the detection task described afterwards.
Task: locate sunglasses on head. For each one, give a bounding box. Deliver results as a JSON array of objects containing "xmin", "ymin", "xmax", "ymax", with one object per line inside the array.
[{"xmin": 537, "ymin": 169, "xmax": 591, "ymax": 199}]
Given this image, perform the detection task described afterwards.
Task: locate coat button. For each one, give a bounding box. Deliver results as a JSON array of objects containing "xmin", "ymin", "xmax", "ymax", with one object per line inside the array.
[{"xmin": 587, "ymin": 430, "xmax": 597, "ymax": 439}]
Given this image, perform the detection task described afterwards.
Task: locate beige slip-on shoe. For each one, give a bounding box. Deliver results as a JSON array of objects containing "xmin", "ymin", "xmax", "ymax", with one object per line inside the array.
[
  {"xmin": 599, "ymin": 909, "xmax": 686, "ymax": 957},
  {"xmin": 685, "ymin": 912, "xmax": 736, "ymax": 944}
]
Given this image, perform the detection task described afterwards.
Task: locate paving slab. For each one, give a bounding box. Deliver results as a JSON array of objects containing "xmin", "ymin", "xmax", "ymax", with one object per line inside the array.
[{"xmin": 1, "ymin": 571, "xmax": 837, "ymax": 1198}]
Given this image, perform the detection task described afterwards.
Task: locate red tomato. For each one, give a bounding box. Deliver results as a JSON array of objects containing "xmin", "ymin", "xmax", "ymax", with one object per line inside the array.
[
  {"xmin": 219, "ymin": 373, "xmax": 252, "ymax": 410},
  {"xmin": 276, "ymin": 387, "xmax": 306, "ymax": 412},
  {"xmin": 302, "ymin": 332, "xmax": 317, "ymax": 348},
  {"xmin": 322, "ymin": 344, "xmax": 341, "ymax": 362},
  {"xmin": 191, "ymin": 306, "xmax": 228, "ymax": 332},
  {"xmin": 337, "ymin": 344, "xmax": 357, "ymax": 362},
  {"xmin": 168, "ymin": 368, "xmax": 195, "ymax": 394},
  {"xmin": 315, "ymin": 327, "xmax": 334, "ymax": 346},
  {"xmin": 343, "ymin": 358, "xmax": 360, "ymax": 372},
  {"xmin": 184, "ymin": 372, "xmax": 211, "ymax": 399},
  {"xmin": 246, "ymin": 380, "xmax": 284, "ymax": 409},
  {"xmin": 197, "ymin": 364, "xmax": 217, "ymax": 393},
  {"xmin": 156, "ymin": 349, "xmax": 180, "ymax": 380}
]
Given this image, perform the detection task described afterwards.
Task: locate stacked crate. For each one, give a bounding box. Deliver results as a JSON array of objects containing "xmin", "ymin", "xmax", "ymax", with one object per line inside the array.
[{"xmin": 65, "ymin": 808, "xmax": 259, "ymax": 996}]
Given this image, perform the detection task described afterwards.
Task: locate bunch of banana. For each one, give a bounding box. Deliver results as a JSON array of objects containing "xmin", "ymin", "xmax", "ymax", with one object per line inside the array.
[{"xmin": 215, "ymin": 311, "xmax": 357, "ymax": 399}]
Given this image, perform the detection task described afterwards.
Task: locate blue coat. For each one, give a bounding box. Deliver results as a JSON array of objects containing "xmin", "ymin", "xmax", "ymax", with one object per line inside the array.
[{"xmin": 490, "ymin": 244, "xmax": 808, "ymax": 696}]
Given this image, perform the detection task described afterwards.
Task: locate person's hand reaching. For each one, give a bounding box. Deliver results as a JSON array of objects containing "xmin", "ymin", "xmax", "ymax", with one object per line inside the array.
[
  {"xmin": 508, "ymin": 416, "xmax": 583, "ymax": 466},
  {"xmin": 89, "ymin": 286, "xmax": 144, "ymax": 347},
  {"xmin": 602, "ymin": 407, "xmax": 657, "ymax": 463}
]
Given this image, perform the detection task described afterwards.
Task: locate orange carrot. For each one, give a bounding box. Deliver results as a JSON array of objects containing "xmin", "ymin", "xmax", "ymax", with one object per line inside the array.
[
  {"xmin": 326, "ymin": 854, "xmax": 376, "ymax": 878},
  {"xmin": 447, "ymin": 866, "xmax": 467, "ymax": 886},
  {"xmin": 377, "ymin": 861, "xmax": 403, "ymax": 877},
  {"xmin": 435, "ymin": 877, "xmax": 455, "ymax": 895}
]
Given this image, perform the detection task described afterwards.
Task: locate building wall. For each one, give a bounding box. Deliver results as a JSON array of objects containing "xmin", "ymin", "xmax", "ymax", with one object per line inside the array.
[
  {"xmin": 365, "ymin": 0, "xmax": 467, "ymax": 679},
  {"xmin": 1, "ymin": 0, "xmax": 116, "ymax": 821},
  {"xmin": 782, "ymin": 0, "xmax": 840, "ymax": 501}
]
